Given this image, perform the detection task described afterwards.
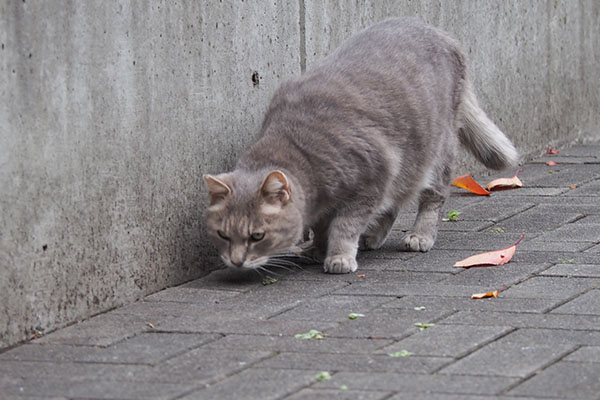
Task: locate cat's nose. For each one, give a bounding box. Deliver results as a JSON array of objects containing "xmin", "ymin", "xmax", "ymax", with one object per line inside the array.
[{"xmin": 231, "ymin": 259, "xmax": 244, "ymax": 267}]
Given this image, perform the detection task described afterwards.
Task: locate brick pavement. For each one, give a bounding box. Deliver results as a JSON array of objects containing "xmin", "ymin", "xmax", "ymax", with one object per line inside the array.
[{"xmin": 1, "ymin": 145, "xmax": 599, "ymax": 400}]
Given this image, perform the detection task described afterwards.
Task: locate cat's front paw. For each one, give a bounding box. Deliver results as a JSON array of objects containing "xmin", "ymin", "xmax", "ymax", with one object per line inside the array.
[
  {"xmin": 323, "ymin": 255, "xmax": 358, "ymax": 274},
  {"xmin": 401, "ymin": 232, "xmax": 435, "ymax": 252}
]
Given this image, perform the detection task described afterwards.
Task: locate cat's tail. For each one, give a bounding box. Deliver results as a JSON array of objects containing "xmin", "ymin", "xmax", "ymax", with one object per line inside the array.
[{"xmin": 458, "ymin": 79, "xmax": 518, "ymax": 170}]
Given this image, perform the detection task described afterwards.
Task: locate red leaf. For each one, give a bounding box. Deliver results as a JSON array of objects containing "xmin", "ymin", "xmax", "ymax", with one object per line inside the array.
[
  {"xmin": 451, "ymin": 174, "xmax": 490, "ymax": 196},
  {"xmin": 454, "ymin": 233, "xmax": 525, "ymax": 268},
  {"xmin": 545, "ymin": 146, "xmax": 560, "ymax": 155},
  {"xmin": 546, "ymin": 161, "xmax": 557, "ymax": 166}
]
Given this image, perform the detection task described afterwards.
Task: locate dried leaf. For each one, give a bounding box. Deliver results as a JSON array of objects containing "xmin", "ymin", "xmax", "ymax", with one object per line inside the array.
[
  {"xmin": 356, "ymin": 274, "xmax": 366, "ymax": 278},
  {"xmin": 451, "ymin": 174, "xmax": 490, "ymax": 196},
  {"xmin": 471, "ymin": 290, "xmax": 499, "ymax": 299},
  {"xmin": 146, "ymin": 322, "xmax": 155, "ymax": 329},
  {"xmin": 546, "ymin": 161, "xmax": 557, "ymax": 166},
  {"xmin": 485, "ymin": 170, "xmax": 523, "ymax": 191},
  {"xmin": 262, "ymin": 276, "xmax": 278, "ymax": 285},
  {"xmin": 453, "ymin": 233, "xmax": 525, "ymax": 268},
  {"xmin": 569, "ymin": 185, "xmax": 576, "ymax": 190}
]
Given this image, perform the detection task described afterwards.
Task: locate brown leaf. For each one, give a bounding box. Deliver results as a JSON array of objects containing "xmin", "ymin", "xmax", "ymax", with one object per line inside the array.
[{"xmin": 485, "ymin": 170, "xmax": 523, "ymax": 191}]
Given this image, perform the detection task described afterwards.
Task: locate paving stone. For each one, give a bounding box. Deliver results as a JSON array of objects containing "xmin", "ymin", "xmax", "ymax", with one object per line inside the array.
[
  {"xmin": 511, "ymin": 250, "xmax": 600, "ymax": 265},
  {"xmin": 0, "ymin": 332, "xmax": 220, "ymax": 364},
  {"xmin": 388, "ymin": 395, "xmax": 542, "ymax": 400},
  {"xmin": 433, "ymin": 232, "xmax": 535, "ymax": 251},
  {"xmin": 154, "ymin": 348, "xmax": 274, "ymax": 384},
  {"xmin": 438, "ymin": 220, "xmax": 495, "ymax": 232},
  {"xmin": 483, "ymin": 207, "xmax": 583, "ymax": 235},
  {"xmin": 564, "ymin": 345, "xmax": 600, "ymax": 362},
  {"xmin": 504, "ymin": 327, "xmax": 600, "ymax": 346},
  {"xmin": 440, "ymin": 311, "xmax": 600, "ymax": 331},
  {"xmin": 284, "ymin": 388, "xmax": 391, "ymax": 400},
  {"xmin": 323, "ymin": 308, "xmax": 450, "ymax": 340},
  {"xmin": 512, "ymin": 164, "xmax": 600, "ymax": 187},
  {"xmin": 499, "ymin": 276, "xmax": 600, "ymax": 299},
  {"xmin": 532, "ymin": 155, "xmax": 599, "ymax": 164},
  {"xmin": 333, "ymin": 281, "xmax": 504, "ymax": 298},
  {"xmin": 178, "ymin": 368, "xmax": 317, "ymax": 400},
  {"xmin": 159, "ymin": 314, "xmax": 339, "ymax": 336},
  {"xmin": 508, "ymin": 361, "xmax": 600, "ymax": 399},
  {"xmin": 258, "ymin": 352, "xmax": 449, "ymax": 374},
  {"xmin": 376, "ymin": 324, "xmax": 513, "ymax": 358},
  {"xmin": 270, "ymin": 294, "xmax": 395, "ymax": 322},
  {"xmin": 0, "ymin": 378, "xmax": 195, "ymax": 399},
  {"xmin": 204, "ymin": 334, "xmax": 392, "ymax": 354},
  {"xmin": 549, "ymin": 145, "xmax": 600, "ymax": 157},
  {"xmin": 182, "ymin": 267, "xmax": 268, "ymax": 291},
  {"xmin": 442, "ymin": 263, "xmax": 551, "ymax": 288},
  {"xmin": 0, "ymin": 359, "xmax": 157, "ymax": 383},
  {"xmin": 585, "ymin": 243, "xmax": 600, "ymax": 252},
  {"xmin": 384, "ymin": 250, "xmax": 479, "ymax": 273},
  {"xmin": 539, "ymin": 264, "xmax": 600, "ymax": 277},
  {"xmin": 457, "ymin": 199, "xmax": 536, "ymax": 223},
  {"xmin": 438, "ymin": 330, "xmax": 575, "ymax": 377},
  {"xmin": 33, "ymin": 312, "xmax": 155, "ymax": 347},
  {"xmin": 549, "ymin": 289, "xmax": 600, "ymax": 315},
  {"xmin": 564, "ymin": 180, "xmax": 600, "ymax": 196},
  {"xmin": 383, "ymin": 294, "xmax": 562, "ymax": 313},
  {"xmin": 530, "ymin": 223, "xmax": 600, "ymax": 242},
  {"xmin": 517, "ymin": 240, "xmax": 593, "ymax": 252},
  {"xmin": 576, "ymin": 215, "xmax": 600, "ymax": 223},
  {"xmin": 315, "ymin": 372, "xmax": 517, "ymax": 395},
  {"xmin": 144, "ymin": 287, "xmax": 242, "ymax": 304}
]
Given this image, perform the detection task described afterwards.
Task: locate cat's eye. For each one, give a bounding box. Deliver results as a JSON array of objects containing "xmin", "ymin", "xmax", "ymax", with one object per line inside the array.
[
  {"xmin": 217, "ymin": 230, "xmax": 229, "ymax": 241},
  {"xmin": 250, "ymin": 232, "xmax": 265, "ymax": 242}
]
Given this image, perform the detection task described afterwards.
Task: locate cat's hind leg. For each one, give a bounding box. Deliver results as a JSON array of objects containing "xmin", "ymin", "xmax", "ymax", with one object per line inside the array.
[
  {"xmin": 360, "ymin": 207, "xmax": 399, "ymax": 250},
  {"xmin": 401, "ymin": 164, "xmax": 452, "ymax": 252}
]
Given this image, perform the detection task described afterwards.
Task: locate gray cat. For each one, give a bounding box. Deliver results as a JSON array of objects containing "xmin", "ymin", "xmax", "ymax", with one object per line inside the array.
[{"xmin": 204, "ymin": 18, "xmax": 517, "ymax": 274}]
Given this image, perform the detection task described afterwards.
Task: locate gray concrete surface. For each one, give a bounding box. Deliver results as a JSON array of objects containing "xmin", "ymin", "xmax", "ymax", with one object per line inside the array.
[
  {"xmin": 1, "ymin": 1, "xmax": 599, "ymax": 349},
  {"xmin": 0, "ymin": 146, "xmax": 598, "ymax": 399}
]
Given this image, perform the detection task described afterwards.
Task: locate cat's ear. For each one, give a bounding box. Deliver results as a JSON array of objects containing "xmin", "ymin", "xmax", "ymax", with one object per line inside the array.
[
  {"xmin": 260, "ymin": 170, "xmax": 291, "ymax": 206},
  {"xmin": 204, "ymin": 174, "xmax": 232, "ymax": 208}
]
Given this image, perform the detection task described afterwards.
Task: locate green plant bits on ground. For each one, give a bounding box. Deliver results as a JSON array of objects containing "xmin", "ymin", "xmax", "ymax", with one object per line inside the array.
[
  {"xmin": 316, "ymin": 371, "xmax": 331, "ymax": 381},
  {"xmin": 388, "ymin": 350, "xmax": 412, "ymax": 357},
  {"xmin": 442, "ymin": 210, "xmax": 462, "ymax": 222},
  {"xmin": 295, "ymin": 329, "xmax": 324, "ymax": 339},
  {"xmin": 348, "ymin": 313, "xmax": 365, "ymax": 320},
  {"xmin": 261, "ymin": 276, "xmax": 278, "ymax": 285},
  {"xmin": 414, "ymin": 322, "xmax": 435, "ymax": 331}
]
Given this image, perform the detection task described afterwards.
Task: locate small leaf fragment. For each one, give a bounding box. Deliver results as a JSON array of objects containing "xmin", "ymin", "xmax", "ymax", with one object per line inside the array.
[
  {"xmin": 442, "ymin": 210, "xmax": 462, "ymax": 222},
  {"xmin": 485, "ymin": 170, "xmax": 523, "ymax": 191},
  {"xmin": 356, "ymin": 274, "xmax": 366, "ymax": 278},
  {"xmin": 316, "ymin": 371, "xmax": 332, "ymax": 381},
  {"xmin": 348, "ymin": 313, "xmax": 365, "ymax": 320},
  {"xmin": 451, "ymin": 174, "xmax": 490, "ymax": 195},
  {"xmin": 388, "ymin": 350, "xmax": 412, "ymax": 357},
  {"xmin": 146, "ymin": 322, "xmax": 155, "ymax": 329},
  {"xmin": 414, "ymin": 306, "xmax": 426, "ymax": 311},
  {"xmin": 472, "ymin": 290, "xmax": 499, "ymax": 299},
  {"xmin": 546, "ymin": 161, "xmax": 557, "ymax": 166},
  {"xmin": 295, "ymin": 329, "xmax": 324, "ymax": 339},
  {"xmin": 414, "ymin": 322, "xmax": 435, "ymax": 331},
  {"xmin": 569, "ymin": 185, "xmax": 576, "ymax": 189},
  {"xmin": 339, "ymin": 385, "xmax": 349, "ymax": 391},
  {"xmin": 262, "ymin": 276, "xmax": 278, "ymax": 285},
  {"xmin": 454, "ymin": 233, "xmax": 525, "ymax": 268}
]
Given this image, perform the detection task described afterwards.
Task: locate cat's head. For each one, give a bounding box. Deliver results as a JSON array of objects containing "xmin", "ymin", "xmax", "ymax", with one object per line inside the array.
[{"xmin": 203, "ymin": 170, "xmax": 304, "ymax": 269}]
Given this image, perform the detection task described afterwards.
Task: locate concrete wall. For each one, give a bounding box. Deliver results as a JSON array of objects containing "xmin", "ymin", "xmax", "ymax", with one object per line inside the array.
[{"xmin": 1, "ymin": 1, "xmax": 598, "ymax": 348}]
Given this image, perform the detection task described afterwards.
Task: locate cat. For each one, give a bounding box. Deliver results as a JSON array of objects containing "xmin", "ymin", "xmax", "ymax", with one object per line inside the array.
[{"xmin": 204, "ymin": 17, "xmax": 518, "ymax": 274}]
